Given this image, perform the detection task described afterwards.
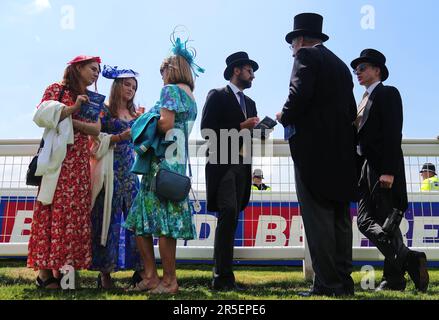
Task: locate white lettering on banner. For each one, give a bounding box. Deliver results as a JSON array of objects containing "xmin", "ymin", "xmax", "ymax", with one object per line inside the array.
[
  {"xmin": 186, "ymin": 214, "xmax": 217, "ymax": 246},
  {"xmin": 4, "ymin": 212, "xmax": 439, "ymax": 248},
  {"xmin": 288, "ymin": 216, "xmax": 304, "ymax": 246},
  {"xmin": 10, "ymin": 210, "xmax": 33, "ymax": 243},
  {"xmin": 255, "ymin": 216, "xmax": 287, "ymax": 246},
  {"xmin": 412, "ymin": 217, "xmax": 439, "ymax": 247},
  {"xmin": 352, "ymin": 216, "xmax": 368, "ymax": 247},
  {"xmin": 400, "ymin": 218, "xmax": 409, "ymax": 246}
]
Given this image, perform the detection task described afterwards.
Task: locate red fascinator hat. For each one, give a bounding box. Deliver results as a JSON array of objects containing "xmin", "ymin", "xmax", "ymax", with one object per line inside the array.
[{"xmin": 68, "ymin": 55, "xmax": 102, "ymax": 65}]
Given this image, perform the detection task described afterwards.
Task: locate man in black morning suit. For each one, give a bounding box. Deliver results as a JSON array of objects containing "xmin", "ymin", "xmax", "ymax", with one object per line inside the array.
[
  {"xmin": 277, "ymin": 13, "xmax": 359, "ymax": 297},
  {"xmin": 352, "ymin": 49, "xmax": 429, "ymax": 292},
  {"xmin": 201, "ymin": 52, "xmax": 260, "ymax": 291}
]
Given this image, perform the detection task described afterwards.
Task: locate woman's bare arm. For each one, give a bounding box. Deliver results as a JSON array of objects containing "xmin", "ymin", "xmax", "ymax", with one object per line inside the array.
[{"xmin": 73, "ymin": 118, "xmax": 102, "ymax": 137}]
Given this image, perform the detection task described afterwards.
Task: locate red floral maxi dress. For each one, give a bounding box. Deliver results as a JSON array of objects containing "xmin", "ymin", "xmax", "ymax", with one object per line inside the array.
[{"xmin": 27, "ymin": 83, "xmax": 92, "ymax": 271}]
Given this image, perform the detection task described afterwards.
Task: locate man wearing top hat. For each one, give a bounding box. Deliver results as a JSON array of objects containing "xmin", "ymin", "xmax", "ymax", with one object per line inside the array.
[
  {"xmin": 201, "ymin": 52, "xmax": 260, "ymax": 291},
  {"xmin": 352, "ymin": 49, "xmax": 429, "ymax": 292},
  {"xmin": 276, "ymin": 13, "xmax": 358, "ymax": 297}
]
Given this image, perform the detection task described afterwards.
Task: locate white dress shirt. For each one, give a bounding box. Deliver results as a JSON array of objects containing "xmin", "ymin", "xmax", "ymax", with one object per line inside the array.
[
  {"xmin": 228, "ymin": 82, "xmax": 248, "ymax": 118},
  {"xmin": 228, "ymin": 81, "xmax": 243, "ymax": 105},
  {"xmin": 366, "ymin": 81, "xmax": 381, "ymax": 95}
]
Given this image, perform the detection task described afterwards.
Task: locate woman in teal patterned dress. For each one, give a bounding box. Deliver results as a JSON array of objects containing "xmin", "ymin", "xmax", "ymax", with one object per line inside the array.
[{"xmin": 124, "ymin": 51, "xmax": 201, "ymax": 294}]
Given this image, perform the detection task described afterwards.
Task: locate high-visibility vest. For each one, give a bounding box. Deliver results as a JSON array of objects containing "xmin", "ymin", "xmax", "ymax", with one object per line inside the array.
[
  {"xmin": 252, "ymin": 184, "xmax": 272, "ymax": 191},
  {"xmin": 421, "ymin": 176, "xmax": 439, "ymax": 192}
]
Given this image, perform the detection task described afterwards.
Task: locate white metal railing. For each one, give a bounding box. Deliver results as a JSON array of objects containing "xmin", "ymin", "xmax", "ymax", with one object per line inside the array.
[{"xmin": 1, "ymin": 139, "xmax": 439, "ymax": 278}]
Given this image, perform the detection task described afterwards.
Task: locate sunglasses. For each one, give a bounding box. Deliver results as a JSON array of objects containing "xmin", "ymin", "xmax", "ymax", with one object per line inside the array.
[
  {"xmin": 241, "ymin": 67, "xmax": 254, "ymax": 75},
  {"xmin": 353, "ymin": 63, "xmax": 371, "ymax": 75}
]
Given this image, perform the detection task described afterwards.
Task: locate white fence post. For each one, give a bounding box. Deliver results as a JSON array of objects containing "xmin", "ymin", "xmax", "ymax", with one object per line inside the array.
[{"xmin": 303, "ymin": 229, "xmax": 314, "ymax": 281}]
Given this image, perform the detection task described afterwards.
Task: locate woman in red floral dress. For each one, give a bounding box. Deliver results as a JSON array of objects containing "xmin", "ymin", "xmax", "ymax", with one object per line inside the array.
[{"xmin": 27, "ymin": 56, "xmax": 102, "ymax": 289}]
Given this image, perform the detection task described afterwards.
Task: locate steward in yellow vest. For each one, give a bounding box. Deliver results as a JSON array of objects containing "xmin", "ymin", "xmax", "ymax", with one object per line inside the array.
[
  {"xmin": 420, "ymin": 163, "xmax": 439, "ymax": 192},
  {"xmin": 252, "ymin": 169, "xmax": 272, "ymax": 191}
]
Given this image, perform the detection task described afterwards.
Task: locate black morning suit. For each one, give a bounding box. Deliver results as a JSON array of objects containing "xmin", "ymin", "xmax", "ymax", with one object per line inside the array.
[
  {"xmin": 356, "ymin": 82, "xmax": 410, "ymax": 286},
  {"xmin": 201, "ymin": 85, "xmax": 257, "ymax": 287},
  {"xmin": 280, "ymin": 44, "xmax": 359, "ymax": 295}
]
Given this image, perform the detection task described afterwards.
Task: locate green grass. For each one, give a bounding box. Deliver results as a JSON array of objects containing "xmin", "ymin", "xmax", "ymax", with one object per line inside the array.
[{"xmin": 0, "ymin": 259, "xmax": 438, "ymax": 300}]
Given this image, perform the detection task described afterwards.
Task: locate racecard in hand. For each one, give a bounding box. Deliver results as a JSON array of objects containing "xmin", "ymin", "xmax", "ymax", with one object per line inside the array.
[{"xmin": 77, "ymin": 90, "xmax": 105, "ymax": 122}]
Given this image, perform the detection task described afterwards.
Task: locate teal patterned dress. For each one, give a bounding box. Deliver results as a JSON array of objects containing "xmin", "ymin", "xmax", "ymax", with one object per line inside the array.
[{"xmin": 123, "ymin": 85, "xmax": 197, "ymax": 240}]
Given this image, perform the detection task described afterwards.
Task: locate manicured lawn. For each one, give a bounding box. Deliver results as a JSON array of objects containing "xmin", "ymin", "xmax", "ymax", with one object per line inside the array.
[{"xmin": 0, "ymin": 260, "xmax": 437, "ymax": 300}]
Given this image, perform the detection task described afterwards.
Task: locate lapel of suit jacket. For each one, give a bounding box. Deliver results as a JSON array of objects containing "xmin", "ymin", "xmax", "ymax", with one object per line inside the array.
[
  {"xmin": 358, "ymin": 83, "xmax": 382, "ymax": 132},
  {"xmin": 225, "ymin": 85, "xmax": 247, "ymax": 120}
]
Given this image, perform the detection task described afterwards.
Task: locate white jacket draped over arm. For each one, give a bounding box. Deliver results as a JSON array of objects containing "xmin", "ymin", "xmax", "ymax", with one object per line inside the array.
[{"xmin": 33, "ymin": 100, "xmax": 74, "ymax": 205}]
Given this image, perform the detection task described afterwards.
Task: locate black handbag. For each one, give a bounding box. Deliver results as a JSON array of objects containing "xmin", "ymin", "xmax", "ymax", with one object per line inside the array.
[
  {"xmin": 26, "ymin": 87, "xmax": 65, "ymax": 186},
  {"xmin": 151, "ymin": 120, "xmax": 193, "ymax": 202}
]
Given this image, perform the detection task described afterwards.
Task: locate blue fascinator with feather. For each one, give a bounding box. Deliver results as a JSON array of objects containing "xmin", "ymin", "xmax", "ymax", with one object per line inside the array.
[
  {"xmin": 170, "ymin": 26, "xmax": 205, "ymax": 77},
  {"xmin": 102, "ymin": 65, "xmax": 140, "ymax": 80}
]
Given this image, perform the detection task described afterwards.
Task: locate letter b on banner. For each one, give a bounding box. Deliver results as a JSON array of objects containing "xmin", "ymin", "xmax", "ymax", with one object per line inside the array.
[{"xmin": 255, "ymin": 216, "xmax": 287, "ymax": 246}]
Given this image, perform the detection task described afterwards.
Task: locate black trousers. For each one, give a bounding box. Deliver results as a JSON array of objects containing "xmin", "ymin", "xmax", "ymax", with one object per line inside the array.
[
  {"xmin": 295, "ymin": 166, "xmax": 354, "ymax": 294},
  {"xmin": 357, "ymin": 161, "xmax": 409, "ymax": 284},
  {"xmin": 213, "ymin": 165, "xmax": 248, "ymax": 283}
]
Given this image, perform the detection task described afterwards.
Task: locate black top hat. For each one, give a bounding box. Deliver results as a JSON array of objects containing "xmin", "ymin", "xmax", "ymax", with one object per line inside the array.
[
  {"xmin": 351, "ymin": 49, "xmax": 389, "ymax": 82},
  {"xmin": 224, "ymin": 51, "xmax": 259, "ymax": 81},
  {"xmin": 420, "ymin": 163, "xmax": 437, "ymax": 175},
  {"xmin": 285, "ymin": 13, "xmax": 329, "ymax": 44}
]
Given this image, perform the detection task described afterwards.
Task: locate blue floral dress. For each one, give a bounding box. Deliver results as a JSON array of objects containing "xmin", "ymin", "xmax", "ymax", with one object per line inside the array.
[
  {"xmin": 90, "ymin": 107, "xmax": 142, "ymax": 273},
  {"xmin": 123, "ymin": 85, "xmax": 197, "ymax": 240}
]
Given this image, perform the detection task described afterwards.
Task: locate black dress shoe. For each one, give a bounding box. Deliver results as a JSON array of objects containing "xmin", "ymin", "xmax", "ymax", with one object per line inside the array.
[
  {"xmin": 342, "ymin": 281, "xmax": 355, "ymax": 297},
  {"xmin": 36, "ymin": 276, "xmax": 60, "ymax": 290},
  {"xmin": 212, "ymin": 280, "xmax": 245, "ymax": 292},
  {"xmin": 406, "ymin": 251, "xmax": 429, "ymax": 292},
  {"xmin": 375, "ymin": 280, "xmax": 406, "ymax": 292},
  {"xmin": 342, "ymin": 287, "xmax": 355, "ymax": 297}
]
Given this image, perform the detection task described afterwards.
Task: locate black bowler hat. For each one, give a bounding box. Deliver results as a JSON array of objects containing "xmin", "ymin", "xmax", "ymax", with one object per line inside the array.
[
  {"xmin": 285, "ymin": 13, "xmax": 329, "ymax": 44},
  {"xmin": 420, "ymin": 163, "xmax": 437, "ymax": 175},
  {"xmin": 351, "ymin": 49, "xmax": 389, "ymax": 82},
  {"xmin": 224, "ymin": 51, "xmax": 259, "ymax": 81}
]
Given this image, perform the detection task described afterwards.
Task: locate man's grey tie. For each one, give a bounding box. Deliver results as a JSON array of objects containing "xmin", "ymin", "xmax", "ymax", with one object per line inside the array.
[
  {"xmin": 237, "ymin": 91, "xmax": 247, "ymax": 119},
  {"xmin": 355, "ymin": 91, "xmax": 369, "ymax": 129}
]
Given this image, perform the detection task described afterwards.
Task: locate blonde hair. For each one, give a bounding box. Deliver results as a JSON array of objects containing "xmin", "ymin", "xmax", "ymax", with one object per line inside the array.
[
  {"xmin": 161, "ymin": 55, "xmax": 195, "ymax": 91},
  {"xmin": 108, "ymin": 78, "xmax": 137, "ymax": 118}
]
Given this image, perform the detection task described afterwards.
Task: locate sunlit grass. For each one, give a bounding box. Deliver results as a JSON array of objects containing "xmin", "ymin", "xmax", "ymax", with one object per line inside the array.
[{"xmin": 0, "ymin": 260, "xmax": 437, "ymax": 300}]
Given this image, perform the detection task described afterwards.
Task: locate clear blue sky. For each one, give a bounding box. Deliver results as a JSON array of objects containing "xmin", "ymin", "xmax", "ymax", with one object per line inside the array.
[{"xmin": 0, "ymin": 0, "xmax": 437, "ymax": 139}]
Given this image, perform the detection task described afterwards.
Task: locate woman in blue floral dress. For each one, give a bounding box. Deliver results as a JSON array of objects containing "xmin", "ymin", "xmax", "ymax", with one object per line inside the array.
[
  {"xmin": 124, "ymin": 43, "xmax": 203, "ymax": 294},
  {"xmin": 90, "ymin": 66, "xmax": 142, "ymax": 289}
]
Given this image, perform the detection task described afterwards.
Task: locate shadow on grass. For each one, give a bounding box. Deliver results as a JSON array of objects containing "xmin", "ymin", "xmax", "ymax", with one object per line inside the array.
[
  {"xmin": 1, "ymin": 261, "xmax": 438, "ymax": 300},
  {"xmin": 0, "ymin": 273, "xmax": 32, "ymax": 286}
]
